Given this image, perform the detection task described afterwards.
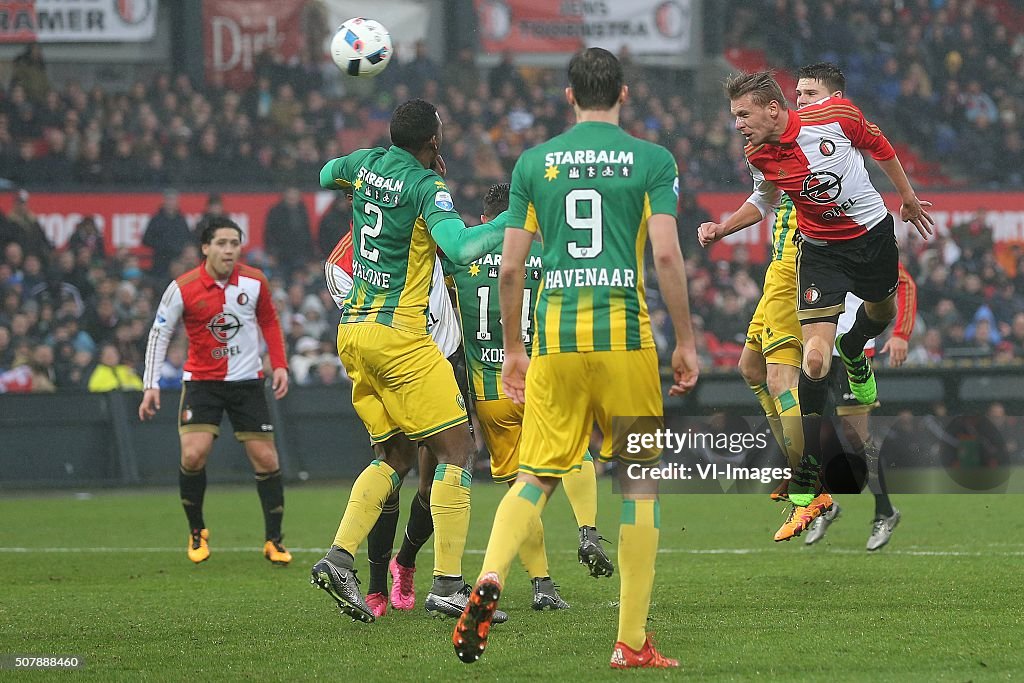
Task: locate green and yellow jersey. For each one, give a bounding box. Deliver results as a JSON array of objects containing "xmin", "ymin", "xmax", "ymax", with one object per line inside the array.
[
  {"xmin": 507, "ymin": 121, "xmax": 678, "ymax": 355},
  {"xmin": 446, "ymin": 241, "xmax": 544, "ymax": 400},
  {"xmin": 321, "ymin": 146, "xmax": 461, "ymax": 334},
  {"xmin": 771, "ymin": 193, "xmax": 798, "ymax": 263}
]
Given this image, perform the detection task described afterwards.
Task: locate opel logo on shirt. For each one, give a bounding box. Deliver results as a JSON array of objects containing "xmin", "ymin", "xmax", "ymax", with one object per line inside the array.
[
  {"xmin": 207, "ymin": 312, "xmax": 242, "ymax": 342},
  {"xmin": 799, "ymin": 171, "xmax": 843, "ymax": 205}
]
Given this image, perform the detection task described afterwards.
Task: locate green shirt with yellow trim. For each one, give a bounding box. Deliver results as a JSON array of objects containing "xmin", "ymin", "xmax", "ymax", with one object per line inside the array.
[
  {"xmin": 507, "ymin": 121, "xmax": 678, "ymax": 355},
  {"xmin": 321, "ymin": 146, "xmax": 461, "ymax": 334},
  {"xmin": 446, "ymin": 241, "xmax": 544, "ymax": 400}
]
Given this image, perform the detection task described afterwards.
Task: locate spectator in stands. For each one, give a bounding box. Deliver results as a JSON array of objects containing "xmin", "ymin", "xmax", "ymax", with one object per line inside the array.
[
  {"xmin": 193, "ymin": 193, "xmax": 225, "ymax": 244},
  {"xmin": 316, "ymin": 193, "xmax": 351, "ymax": 258},
  {"xmin": 158, "ymin": 343, "xmax": 186, "ymax": 391},
  {"xmin": 88, "ymin": 342, "xmax": 143, "ymax": 392},
  {"xmin": 0, "ymin": 324, "xmax": 11, "ymax": 369},
  {"xmin": 67, "ymin": 216, "xmax": 106, "ymax": 261},
  {"xmin": 5, "ymin": 190, "xmax": 51, "ymax": 265},
  {"xmin": 27, "ymin": 344, "xmax": 56, "ymax": 393},
  {"xmin": 142, "ymin": 189, "xmax": 191, "ymax": 281},
  {"xmin": 907, "ymin": 328, "xmax": 944, "ymax": 365},
  {"xmin": 264, "ymin": 187, "xmax": 312, "ymax": 277},
  {"xmin": 11, "ymin": 43, "xmax": 50, "ymax": 106}
]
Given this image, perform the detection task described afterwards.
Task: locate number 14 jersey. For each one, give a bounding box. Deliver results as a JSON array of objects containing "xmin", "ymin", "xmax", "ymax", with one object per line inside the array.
[{"xmin": 507, "ymin": 121, "xmax": 679, "ymax": 355}]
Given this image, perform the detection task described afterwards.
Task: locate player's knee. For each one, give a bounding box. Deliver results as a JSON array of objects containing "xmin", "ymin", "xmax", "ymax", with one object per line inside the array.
[
  {"xmin": 803, "ymin": 348, "xmax": 828, "ymax": 378},
  {"xmin": 246, "ymin": 441, "xmax": 279, "ymax": 471},
  {"xmin": 738, "ymin": 353, "xmax": 766, "ymax": 386},
  {"xmin": 180, "ymin": 448, "xmax": 207, "ymax": 471},
  {"xmin": 866, "ymin": 298, "xmax": 897, "ymax": 322}
]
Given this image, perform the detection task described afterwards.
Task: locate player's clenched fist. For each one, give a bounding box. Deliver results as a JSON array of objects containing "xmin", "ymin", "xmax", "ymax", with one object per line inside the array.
[{"xmin": 697, "ymin": 222, "xmax": 724, "ymax": 248}]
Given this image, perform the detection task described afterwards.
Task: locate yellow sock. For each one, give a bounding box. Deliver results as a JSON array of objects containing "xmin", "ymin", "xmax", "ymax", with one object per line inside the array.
[
  {"xmin": 430, "ymin": 463, "xmax": 473, "ymax": 578},
  {"xmin": 562, "ymin": 453, "xmax": 597, "ymax": 528},
  {"xmin": 332, "ymin": 459, "xmax": 399, "ymax": 555},
  {"xmin": 480, "ymin": 481, "xmax": 547, "ymax": 583},
  {"xmin": 617, "ymin": 499, "xmax": 660, "ymax": 651},
  {"xmin": 773, "ymin": 388, "xmax": 804, "ymax": 470},
  {"xmin": 750, "ymin": 382, "xmax": 784, "ymax": 452},
  {"xmin": 516, "ymin": 513, "xmax": 549, "ymax": 578}
]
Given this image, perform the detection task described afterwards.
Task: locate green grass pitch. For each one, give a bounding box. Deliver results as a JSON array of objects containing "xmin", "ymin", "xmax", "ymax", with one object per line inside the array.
[{"xmin": 2, "ymin": 481, "xmax": 1022, "ymax": 680}]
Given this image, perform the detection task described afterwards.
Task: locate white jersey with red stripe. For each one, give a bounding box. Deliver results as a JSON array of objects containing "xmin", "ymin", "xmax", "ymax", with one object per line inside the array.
[
  {"xmin": 325, "ymin": 233, "xmax": 461, "ymax": 358},
  {"xmin": 744, "ymin": 97, "xmax": 896, "ymax": 242},
  {"xmin": 143, "ymin": 263, "xmax": 287, "ymax": 389}
]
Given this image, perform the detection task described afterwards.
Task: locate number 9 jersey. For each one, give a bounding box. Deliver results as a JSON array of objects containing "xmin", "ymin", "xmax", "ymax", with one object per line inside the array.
[{"xmin": 506, "ymin": 121, "xmax": 679, "ymax": 355}]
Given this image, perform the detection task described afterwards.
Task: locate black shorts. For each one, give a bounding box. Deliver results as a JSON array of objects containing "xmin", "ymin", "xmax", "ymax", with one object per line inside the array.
[
  {"xmin": 828, "ymin": 356, "xmax": 880, "ymax": 415},
  {"xmin": 796, "ymin": 214, "xmax": 899, "ymax": 323},
  {"xmin": 178, "ymin": 379, "xmax": 274, "ymax": 441}
]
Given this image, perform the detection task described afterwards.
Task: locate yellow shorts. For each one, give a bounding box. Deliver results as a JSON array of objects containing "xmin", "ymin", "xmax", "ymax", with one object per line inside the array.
[
  {"xmin": 475, "ymin": 398, "xmax": 524, "ymax": 483},
  {"xmin": 745, "ymin": 257, "xmax": 802, "ymax": 368},
  {"xmin": 337, "ymin": 322, "xmax": 467, "ymax": 443},
  {"xmin": 519, "ymin": 347, "xmax": 663, "ymax": 477},
  {"xmin": 476, "ymin": 397, "xmax": 589, "ymax": 482}
]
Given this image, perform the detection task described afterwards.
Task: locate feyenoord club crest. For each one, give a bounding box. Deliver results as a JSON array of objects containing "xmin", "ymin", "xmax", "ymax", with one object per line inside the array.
[
  {"xmin": 803, "ymin": 287, "xmax": 821, "ymax": 304},
  {"xmin": 819, "ymin": 138, "xmax": 836, "ymax": 156},
  {"xmin": 237, "ymin": 292, "xmax": 249, "ymax": 306}
]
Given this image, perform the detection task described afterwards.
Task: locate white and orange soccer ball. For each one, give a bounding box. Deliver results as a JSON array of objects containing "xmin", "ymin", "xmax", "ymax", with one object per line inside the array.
[{"xmin": 330, "ymin": 17, "xmax": 393, "ymax": 78}]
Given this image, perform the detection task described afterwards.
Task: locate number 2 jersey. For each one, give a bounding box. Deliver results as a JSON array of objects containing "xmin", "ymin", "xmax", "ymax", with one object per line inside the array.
[
  {"xmin": 320, "ymin": 146, "xmax": 463, "ymax": 335},
  {"xmin": 446, "ymin": 241, "xmax": 544, "ymax": 400},
  {"xmin": 506, "ymin": 121, "xmax": 679, "ymax": 355},
  {"xmin": 325, "ymin": 231, "xmax": 462, "ymax": 358}
]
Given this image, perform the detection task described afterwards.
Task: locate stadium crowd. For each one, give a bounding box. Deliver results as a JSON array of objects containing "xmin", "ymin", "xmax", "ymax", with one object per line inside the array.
[{"xmin": 2, "ymin": 0, "xmax": 1024, "ymax": 393}]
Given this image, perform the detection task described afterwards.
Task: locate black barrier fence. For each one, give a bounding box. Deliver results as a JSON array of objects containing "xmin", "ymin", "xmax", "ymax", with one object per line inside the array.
[{"xmin": 2, "ymin": 365, "xmax": 1024, "ymax": 489}]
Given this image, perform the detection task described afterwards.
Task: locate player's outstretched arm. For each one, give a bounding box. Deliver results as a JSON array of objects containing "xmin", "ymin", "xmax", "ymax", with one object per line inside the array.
[
  {"xmin": 498, "ymin": 228, "xmax": 533, "ymax": 405},
  {"xmin": 698, "ymin": 201, "xmax": 765, "ymax": 248},
  {"xmin": 430, "ymin": 211, "xmax": 511, "ymax": 265},
  {"xmin": 649, "ymin": 214, "xmax": 699, "ymax": 395},
  {"xmin": 873, "ymin": 156, "xmax": 934, "ymax": 239}
]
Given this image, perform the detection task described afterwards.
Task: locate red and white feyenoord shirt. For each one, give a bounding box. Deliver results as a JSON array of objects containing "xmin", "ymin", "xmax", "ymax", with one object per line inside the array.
[
  {"xmin": 143, "ymin": 263, "xmax": 287, "ymax": 389},
  {"xmin": 744, "ymin": 97, "xmax": 896, "ymax": 242},
  {"xmin": 324, "ymin": 233, "xmax": 461, "ymax": 358}
]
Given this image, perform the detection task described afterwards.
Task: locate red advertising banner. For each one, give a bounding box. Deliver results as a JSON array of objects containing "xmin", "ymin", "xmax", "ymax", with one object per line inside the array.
[
  {"xmin": 202, "ymin": 0, "xmax": 306, "ymax": 89},
  {"xmin": 475, "ymin": 0, "xmax": 583, "ymax": 54},
  {"xmin": 0, "ymin": 191, "xmax": 332, "ymax": 257},
  {"xmin": 697, "ymin": 192, "xmax": 1024, "ymax": 265}
]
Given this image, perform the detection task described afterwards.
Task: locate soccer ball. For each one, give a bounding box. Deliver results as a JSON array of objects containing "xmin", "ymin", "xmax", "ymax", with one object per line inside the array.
[{"xmin": 330, "ymin": 18, "xmax": 393, "ymax": 78}]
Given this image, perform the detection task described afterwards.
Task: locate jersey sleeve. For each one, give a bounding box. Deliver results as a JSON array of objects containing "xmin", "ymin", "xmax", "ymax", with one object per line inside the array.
[
  {"xmin": 646, "ymin": 146, "xmax": 680, "ymax": 216},
  {"xmin": 745, "ymin": 160, "xmax": 781, "ymax": 218},
  {"xmin": 255, "ymin": 277, "xmax": 288, "ymax": 370},
  {"xmin": 835, "ymin": 101, "xmax": 896, "ymax": 161},
  {"xmin": 507, "ymin": 154, "xmax": 535, "ymax": 232},
  {"xmin": 320, "ymin": 149, "xmax": 375, "ymax": 190},
  {"xmin": 414, "ymin": 173, "xmax": 462, "ymax": 230},
  {"xmin": 143, "ymin": 281, "xmax": 183, "ymax": 389},
  {"xmin": 893, "ymin": 262, "xmax": 917, "ymax": 340}
]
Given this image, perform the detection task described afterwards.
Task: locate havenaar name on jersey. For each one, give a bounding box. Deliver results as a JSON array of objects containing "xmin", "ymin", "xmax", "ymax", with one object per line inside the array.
[
  {"xmin": 544, "ymin": 149, "xmax": 634, "ymax": 167},
  {"xmin": 544, "ymin": 267, "xmax": 635, "ymax": 290}
]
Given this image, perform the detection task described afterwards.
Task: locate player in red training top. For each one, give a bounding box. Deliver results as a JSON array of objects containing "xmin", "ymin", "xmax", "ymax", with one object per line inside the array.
[{"xmin": 138, "ymin": 216, "xmax": 292, "ymax": 566}]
